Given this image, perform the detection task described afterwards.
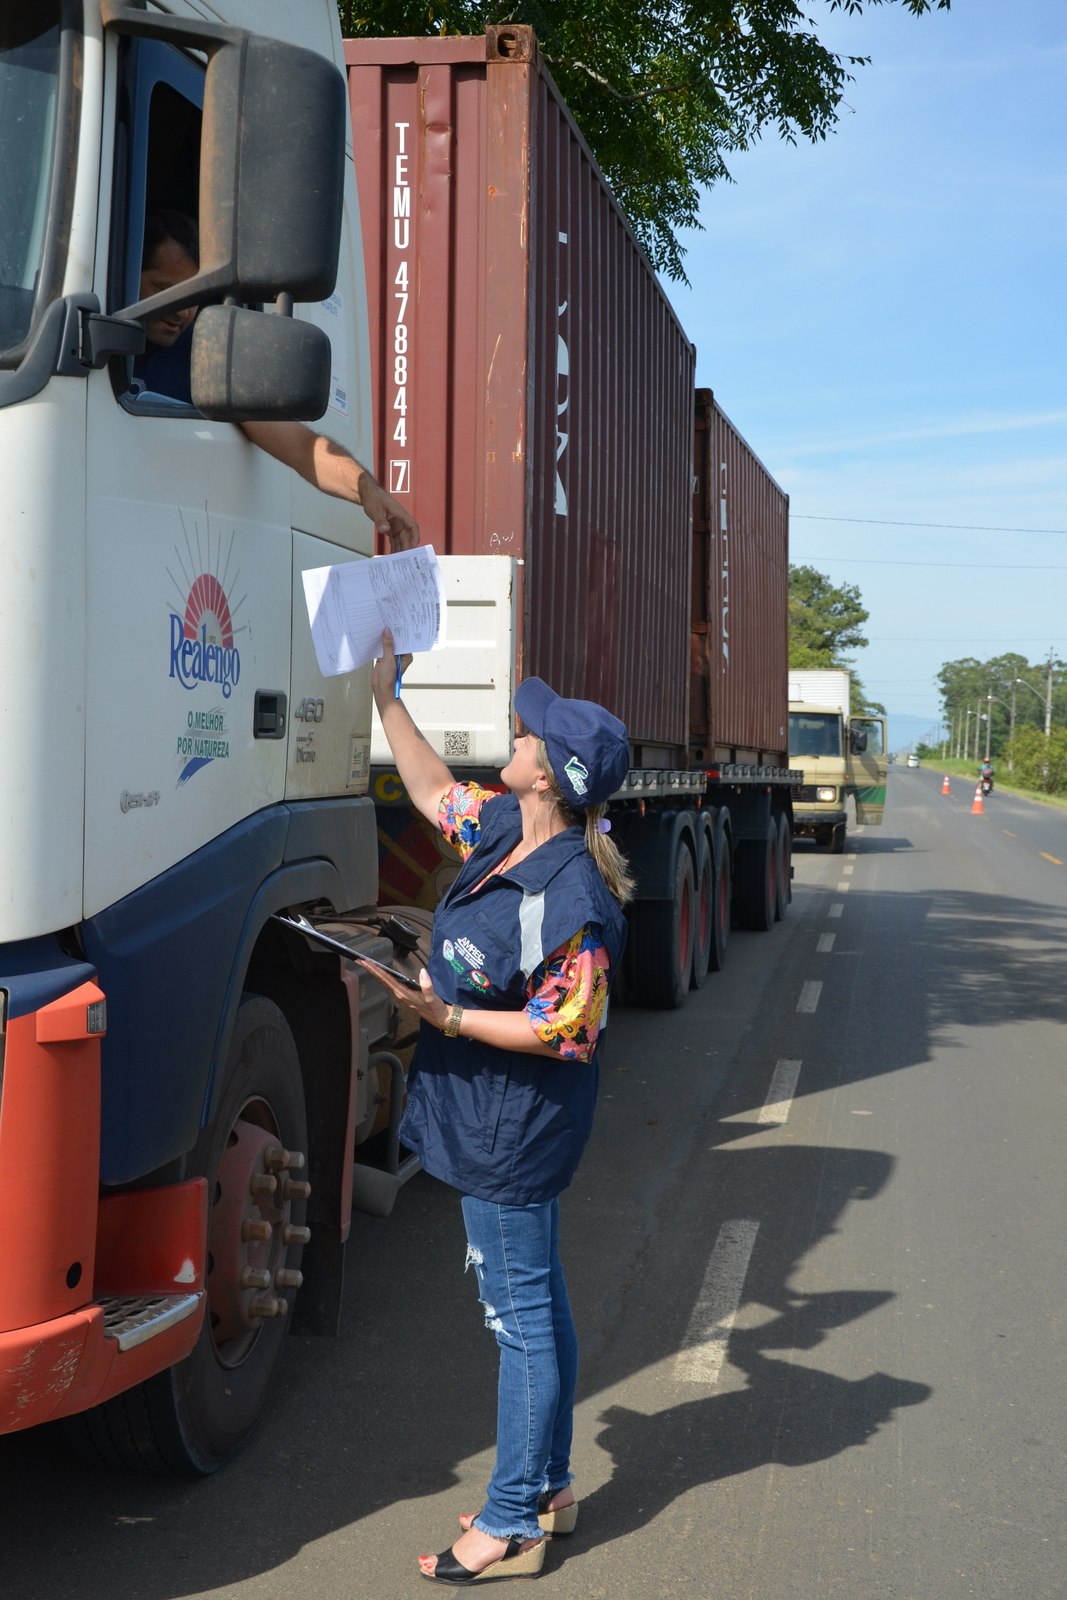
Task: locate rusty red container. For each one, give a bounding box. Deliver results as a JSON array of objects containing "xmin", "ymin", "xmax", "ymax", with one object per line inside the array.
[
  {"xmin": 691, "ymin": 390, "xmax": 790, "ymax": 765},
  {"xmin": 346, "ymin": 27, "xmax": 697, "ymax": 762}
]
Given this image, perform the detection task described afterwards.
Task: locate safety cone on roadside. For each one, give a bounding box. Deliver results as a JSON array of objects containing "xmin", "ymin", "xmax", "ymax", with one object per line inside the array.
[
  {"xmin": 971, "ymin": 784, "xmax": 984, "ymax": 815},
  {"xmin": 941, "ymin": 774, "xmax": 951, "ymax": 795}
]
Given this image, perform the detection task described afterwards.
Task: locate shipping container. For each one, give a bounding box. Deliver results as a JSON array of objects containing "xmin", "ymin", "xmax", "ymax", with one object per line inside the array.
[
  {"xmin": 346, "ymin": 27, "xmax": 695, "ymax": 764},
  {"xmin": 691, "ymin": 389, "xmax": 790, "ymax": 764},
  {"xmin": 347, "ymin": 26, "xmax": 798, "ymax": 1010}
]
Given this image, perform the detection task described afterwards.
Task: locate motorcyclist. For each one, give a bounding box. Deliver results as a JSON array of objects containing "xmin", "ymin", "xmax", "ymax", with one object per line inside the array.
[{"xmin": 979, "ymin": 757, "xmax": 995, "ymax": 792}]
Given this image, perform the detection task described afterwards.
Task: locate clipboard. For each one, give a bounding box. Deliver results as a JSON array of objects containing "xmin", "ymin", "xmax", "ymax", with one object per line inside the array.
[{"xmin": 273, "ymin": 913, "xmax": 422, "ymax": 991}]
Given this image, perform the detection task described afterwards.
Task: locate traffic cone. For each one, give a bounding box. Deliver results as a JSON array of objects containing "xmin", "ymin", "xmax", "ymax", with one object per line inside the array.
[
  {"xmin": 971, "ymin": 784, "xmax": 984, "ymax": 815},
  {"xmin": 941, "ymin": 774, "xmax": 951, "ymax": 795}
]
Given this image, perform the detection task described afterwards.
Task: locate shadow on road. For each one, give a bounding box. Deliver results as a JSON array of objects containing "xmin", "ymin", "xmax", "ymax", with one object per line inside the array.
[{"xmin": 11, "ymin": 857, "xmax": 1060, "ymax": 1592}]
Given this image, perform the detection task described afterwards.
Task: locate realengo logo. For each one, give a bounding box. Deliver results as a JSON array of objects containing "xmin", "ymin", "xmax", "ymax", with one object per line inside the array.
[
  {"xmin": 168, "ymin": 571, "xmax": 241, "ymax": 700},
  {"xmin": 564, "ymin": 756, "xmax": 589, "ymax": 796}
]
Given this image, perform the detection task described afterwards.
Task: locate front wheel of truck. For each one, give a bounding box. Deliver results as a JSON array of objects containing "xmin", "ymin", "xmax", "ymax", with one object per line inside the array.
[{"xmin": 66, "ymin": 996, "xmax": 309, "ymax": 1474}]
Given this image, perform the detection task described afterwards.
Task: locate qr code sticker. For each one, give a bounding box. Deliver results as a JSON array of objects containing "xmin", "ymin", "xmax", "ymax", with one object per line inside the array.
[{"xmin": 443, "ymin": 731, "xmax": 472, "ymax": 759}]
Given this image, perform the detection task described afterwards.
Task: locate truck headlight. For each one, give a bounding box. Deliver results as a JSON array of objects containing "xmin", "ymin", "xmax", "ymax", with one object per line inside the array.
[{"xmin": 816, "ymin": 786, "xmax": 837, "ymax": 802}]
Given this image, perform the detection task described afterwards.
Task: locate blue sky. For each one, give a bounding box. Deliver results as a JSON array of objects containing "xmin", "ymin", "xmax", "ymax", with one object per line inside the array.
[{"xmin": 666, "ymin": 0, "xmax": 1066, "ymax": 749}]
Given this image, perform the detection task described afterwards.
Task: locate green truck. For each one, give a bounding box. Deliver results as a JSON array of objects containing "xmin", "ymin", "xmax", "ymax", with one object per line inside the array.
[{"xmin": 788, "ymin": 670, "xmax": 887, "ymax": 852}]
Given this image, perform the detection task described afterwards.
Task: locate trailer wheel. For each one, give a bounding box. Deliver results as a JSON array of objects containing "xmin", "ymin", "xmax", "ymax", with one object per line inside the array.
[
  {"xmin": 775, "ymin": 814, "xmax": 792, "ymax": 921},
  {"xmin": 690, "ymin": 831, "xmax": 714, "ymax": 989},
  {"xmin": 707, "ymin": 825, "xmax": 731, "ymax": 972},
  {"xmin": 630, "ymin": 840, "xmax": 696, "ymax": 1009},
  {"xmin": 66, "ymin": 997, "xmax": 308, "ymax": 1474},
  {"xmin": 734, "ymin": 820, "xmax": 778, "ymax": 932}
]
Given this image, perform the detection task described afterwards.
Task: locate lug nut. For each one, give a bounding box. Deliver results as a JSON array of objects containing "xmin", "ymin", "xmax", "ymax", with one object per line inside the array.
[
  {"xmin": 282, "ymin": 1224, "xmax": 311, "ymax": 1246},
  {"xmin": 249, "ymin": 1293, "xmax": 288, "ymax": 1319},
  {"xmin": 276, "ymin": 1268, "xmax": 304, "ymax": 1289},
  {"xmin": 250, "ymin": 1172, "xmax": 278, "ymax": 1197},
  {"xmin": 241, "ymin": 1219, "xmax": 273, "ymax": 1243},
  {"xmin": 286, "ymin": 1150, "xmax": 306, "ymax": 1172},
  {"xmin": 263, "ymin": 1146, "xmax": 290, "ymax": 1171},
  {"xmin": 282, "ymin": 1178, "xmax": 311, "ymax": 1201},
  {"xmin": 241, "ymin": 1267, "xmax": 272, "ymax": 1289}
]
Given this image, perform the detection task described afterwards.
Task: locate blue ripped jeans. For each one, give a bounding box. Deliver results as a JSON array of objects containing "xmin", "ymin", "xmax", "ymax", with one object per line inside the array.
[{"xmin": 460, "ymin": 1195, "xmax": 578, "ymax": 1542}]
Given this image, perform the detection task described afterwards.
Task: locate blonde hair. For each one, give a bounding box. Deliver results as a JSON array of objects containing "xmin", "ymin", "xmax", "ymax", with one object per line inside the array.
[{"xmin": 536, "ymin": 739, "xmax": 635, "ymax": 906}]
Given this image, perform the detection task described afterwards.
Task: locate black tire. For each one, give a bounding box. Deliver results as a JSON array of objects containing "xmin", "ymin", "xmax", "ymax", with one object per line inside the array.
[
  {"xmin": 707, "ymin": 820, "xmax": 731, "ymax": 973},
  {"xmin": 775, "ymin": 814, "xmax": 792, "ymax": 921},
  {"xmin": 734, "ymin": 820, "xmax": 778, "ymax": 932},
  {"xmin": 67, "ymin": 997, "xmax": 308, "ymax": 1474},
  {"xmin": 630, "ymin": 840, "xmax": 696, "ymax": 1009},
  {"xmin": 690, "ymin": 831, "xmax": 714, "ymax": 990},
  {"xmin": 829, "ymin": 821, "xmax": 847, "ymax": 855}
]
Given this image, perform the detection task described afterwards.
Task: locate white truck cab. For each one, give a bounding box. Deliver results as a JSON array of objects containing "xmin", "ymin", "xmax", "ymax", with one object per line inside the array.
[{"xmin": 0, "ymin": 1, "xmax": 418, "ymax": 1473}]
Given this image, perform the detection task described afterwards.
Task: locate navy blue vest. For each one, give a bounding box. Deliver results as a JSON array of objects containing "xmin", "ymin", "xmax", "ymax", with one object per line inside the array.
[{"xmin": 400, "ymin": 793, "xmax": 627, "ymax": 1204}]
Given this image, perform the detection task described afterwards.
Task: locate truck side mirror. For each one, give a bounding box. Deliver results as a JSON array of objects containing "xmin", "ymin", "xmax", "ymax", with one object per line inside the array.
[
  {"xmin": 191, "ymin": 306, "xmax": 331, "ymax": 421},
  {"xmin": 849, "ymin": 727, "xmax": 868, "ymax": 755},
  {"xmin": 104, "ymin": 4, "xmax": 345, "ymax": 316},
  {"xmin": 197, "ymin": 36, "xmax": 346, "ymax": 303}
]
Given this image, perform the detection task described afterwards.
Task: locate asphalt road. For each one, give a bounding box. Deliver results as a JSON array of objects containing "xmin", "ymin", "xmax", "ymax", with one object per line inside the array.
[{"xmin": 3, "ymin": 766, "xmax": 1065, "ymax": 1599}]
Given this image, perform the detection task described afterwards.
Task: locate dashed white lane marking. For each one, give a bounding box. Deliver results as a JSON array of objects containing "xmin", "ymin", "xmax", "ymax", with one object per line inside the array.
[
  {"xmin": 675, "ymin": 1218, "xmax": 760, "ymax": 1384},
  {"xmin": 758, "ymin": 1058, "xmax": 802, "ymax": 1125},
  {"xmin": 817, "ymin": 933, "xmax": 836, "ymax": 953},
  {"xmin": 843, "ymin": 863, "xmax": 855, "ymax": 875},
  {"xmin": 836, "ymin": 881, "xmax": 851, "ymax": 892},
  {"xmin": 797, "ymin": 980, "xmax": 823, "ymax": 1013},
  {"xmin": 828, "ymin": 903, "xmax": 844, "ymax": 919}
]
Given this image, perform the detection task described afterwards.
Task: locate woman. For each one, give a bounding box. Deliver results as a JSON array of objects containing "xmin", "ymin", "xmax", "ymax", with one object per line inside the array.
[{"xmin": 370, "ymin": 631, "xmax": 634, "ymax": 1584}]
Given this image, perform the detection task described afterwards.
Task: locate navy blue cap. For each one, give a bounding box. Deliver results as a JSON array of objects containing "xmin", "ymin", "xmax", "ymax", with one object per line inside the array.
[{"xmin": 515, "ymin": 678, "xmax": 630, "ymax": 809}]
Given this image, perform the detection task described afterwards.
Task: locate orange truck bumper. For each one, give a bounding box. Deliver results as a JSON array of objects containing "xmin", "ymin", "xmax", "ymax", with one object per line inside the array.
[{"xmin": 0, "ymin": 981, "xmax": 206, "ymax": 1433}]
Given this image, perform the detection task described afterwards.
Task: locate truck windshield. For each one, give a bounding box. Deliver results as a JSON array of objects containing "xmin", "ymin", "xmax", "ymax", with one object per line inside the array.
[
  {"xmin": 0, "ymin": 6, "xmax": 61, "ymax": 360},
  {"xmin": 789, "ymin": 713, "xmax": 842, "ymax": 758}
]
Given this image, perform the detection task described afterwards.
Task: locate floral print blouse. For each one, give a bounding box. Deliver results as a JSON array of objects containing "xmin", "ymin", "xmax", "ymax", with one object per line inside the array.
[{"xmin": 439, "ymin": 783, "xmax": 610, "ymax": 1062}]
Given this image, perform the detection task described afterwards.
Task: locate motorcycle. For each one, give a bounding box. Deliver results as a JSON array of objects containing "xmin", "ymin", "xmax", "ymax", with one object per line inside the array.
[{"xmin": 979, "ymin": 770, "xmax": 994, "ymax": 796}]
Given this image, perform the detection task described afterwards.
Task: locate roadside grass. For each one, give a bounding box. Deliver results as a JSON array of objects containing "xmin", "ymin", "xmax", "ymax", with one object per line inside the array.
[{"xmin": 908, "ymin": 755, "xmax": 1067, "ymax": 812}]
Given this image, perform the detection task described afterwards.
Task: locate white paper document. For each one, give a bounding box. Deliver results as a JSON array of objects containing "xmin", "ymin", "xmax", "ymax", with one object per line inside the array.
[{"xmin": 302, "ymin": 545, "xmax": 446, "ymax": 678}]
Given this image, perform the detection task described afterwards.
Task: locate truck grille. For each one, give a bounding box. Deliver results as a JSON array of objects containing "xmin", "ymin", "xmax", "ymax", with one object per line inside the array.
[{"xmin": 792, "ymin": 785, "xmax": 821, "ymax": 802}]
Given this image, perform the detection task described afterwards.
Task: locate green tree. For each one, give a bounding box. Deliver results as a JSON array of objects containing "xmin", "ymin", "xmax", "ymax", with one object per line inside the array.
[
  {"xmin": 338, "ymin": 0, "xmax": 951, "ymax": 280},
  {"xmin": 938, "ymin": 653, "xmax": 1066, "ymax": 760},
  {"xmin": 788, "ymin": 564, "xmax": 881, "ymax": 713},
  {"xmin": 788, "ymin": 563, "xmax": 868, "ymax": 664},
  {"xmin": 1006, "ymin": 726, "xmax": 1067, "ymax": 796}
]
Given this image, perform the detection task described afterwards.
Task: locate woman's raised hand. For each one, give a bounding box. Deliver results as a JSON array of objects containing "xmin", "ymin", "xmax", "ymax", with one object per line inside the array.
[{"xmin": 371, "ymin": 628, "xmax": 413, "ymax": 710}]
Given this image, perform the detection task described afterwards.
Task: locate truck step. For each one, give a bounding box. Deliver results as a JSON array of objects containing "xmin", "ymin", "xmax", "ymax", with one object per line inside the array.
[{"xmin": 98, "ymin": 1292, "xmax": 202, "ymax": 1352}]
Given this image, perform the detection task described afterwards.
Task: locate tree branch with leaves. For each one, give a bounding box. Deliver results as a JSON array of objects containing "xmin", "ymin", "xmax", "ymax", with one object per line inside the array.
[{"xmin": 338, "ymin": 0, "xmax": 951, "ymax": 280}]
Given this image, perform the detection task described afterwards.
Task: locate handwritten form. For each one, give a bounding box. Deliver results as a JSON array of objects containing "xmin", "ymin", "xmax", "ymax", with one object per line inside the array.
[{"xmin": 302, "ymin": 545, "xmax": 446, "ymax": 677}]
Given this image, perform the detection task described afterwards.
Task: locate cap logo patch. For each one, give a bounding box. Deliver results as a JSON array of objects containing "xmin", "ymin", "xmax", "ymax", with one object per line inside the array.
[{"xmin": 564, "ymin": 756, "xmax": 589, "ymax": 796}]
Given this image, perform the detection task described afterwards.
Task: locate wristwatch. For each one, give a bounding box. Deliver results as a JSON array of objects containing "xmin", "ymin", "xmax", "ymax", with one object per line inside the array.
[{"xmin": 443, "ymin": 1002, "xmax": 464, "ymax": 1038}]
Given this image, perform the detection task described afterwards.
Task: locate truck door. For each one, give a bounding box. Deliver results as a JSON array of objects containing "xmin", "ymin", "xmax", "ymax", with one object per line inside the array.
[{"xmin": 847, "ymin": 717, "xmax": 888, "ymax": 825}]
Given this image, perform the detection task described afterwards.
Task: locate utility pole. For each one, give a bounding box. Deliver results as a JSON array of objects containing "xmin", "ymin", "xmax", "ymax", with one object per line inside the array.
[{"xmin": 1045, "ymin": 650, "xmax": 1054, "ymax": 739}]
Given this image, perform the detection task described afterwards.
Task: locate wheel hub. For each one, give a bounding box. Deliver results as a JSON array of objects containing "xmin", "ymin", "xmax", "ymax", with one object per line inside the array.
[{"xmin": 208, "ymin": 1115, "xmax": 310, "ymax": 1359}]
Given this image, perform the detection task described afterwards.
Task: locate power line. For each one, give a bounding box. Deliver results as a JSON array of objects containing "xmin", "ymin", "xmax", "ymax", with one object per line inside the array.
[
  {"xmin": 794, "ymin": 555, "xmax": 1067, "ymax": 571},
  {"xmin": 867, "ymin": 636, "xmax": 1064, "ymax": 643},
  {"xmin": 792, "ymin": 514, "xmax": 1067, "ymax": 535}
]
